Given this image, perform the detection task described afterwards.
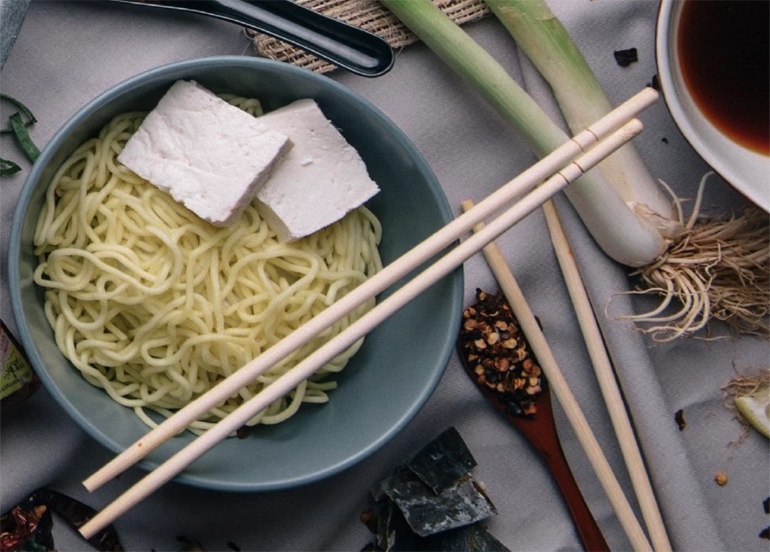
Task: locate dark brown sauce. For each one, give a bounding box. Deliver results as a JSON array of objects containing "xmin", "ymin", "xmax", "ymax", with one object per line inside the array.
[{"xmin": 678, "ymin": 0, "xmax": 769, "ymax": 156}]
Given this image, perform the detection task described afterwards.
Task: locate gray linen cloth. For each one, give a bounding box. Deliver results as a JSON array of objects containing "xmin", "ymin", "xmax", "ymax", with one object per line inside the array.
[{"xmin": 1, "ymin": 1, "xmax": 768, "ymax": 551}]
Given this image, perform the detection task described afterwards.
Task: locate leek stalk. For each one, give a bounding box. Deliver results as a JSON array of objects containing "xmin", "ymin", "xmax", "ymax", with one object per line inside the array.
[
  {"xmin": 485, "ymin": 0, "xmax": 676, "ymax": 228},
  {"xmin": 381, "ymin": 0, "xmax": 769, "ymax": 340},
  {"xmin": 380, "ymin": 0, "xmax": 666, "ymax": 268}
]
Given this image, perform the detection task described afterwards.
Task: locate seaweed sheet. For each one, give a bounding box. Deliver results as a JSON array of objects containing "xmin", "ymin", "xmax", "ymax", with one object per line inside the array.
[
  {"xmin": 373, "ymin": 500, "xmax": 507, "ymax": 552},
  {"xmin": 372, "ymin": 471, "xmax": 497, "ymax": 537},
  {"xmin": 406, "ymin": 427, "xmax": 477, "ymax": 494},
  {"xmin": 366, "ymin": 428, "xmax": 508, "ymax": 550}
]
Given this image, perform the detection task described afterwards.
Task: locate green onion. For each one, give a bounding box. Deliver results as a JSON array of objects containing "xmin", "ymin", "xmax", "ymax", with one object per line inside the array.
[
  {"xmin": 0, "ymin": 93, "xmax": 37, "ymax": 134},
  {"xmin": 380, "ymin": 0, "xmax": 667, "ymax": 268},
  {"xmin": 0, "ymin": 158, "xmax": 22, "ymax": 177},
  {"xmin": 484, "ymin": 0, "xmax": 676, "ymax": 229},
  {"xmin": 382, "ymin": 0, "xmax": 769, "ymax": 340},
  {"xmin": 10, "ymin": 112, "xmax": 41, "ymax": 163}
]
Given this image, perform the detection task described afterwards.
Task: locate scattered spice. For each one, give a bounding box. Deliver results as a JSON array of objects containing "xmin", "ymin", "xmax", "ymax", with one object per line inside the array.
[
  {"xmin": 675, "ymin": 409, "xmax": 686, "ymax": 431},
  {"xmin": 0, "ymin": 488, "xmax": 123, "ymax": 552},
  {"xmin": 0, "ymin": 504, "xmax": 51, "ymax": 552},
  {"xmin": 760, "ymin": 527, "xmax": 770, "ymax": 540},
  {"xmin": 458, "ymin": 289, "xmax": 543, "ymax": 418},
  {"xmin": 361, "ymin": 509, "xmax": 378, "ymax": 534},
  {"xmin": 613, "ymin": 47, "xmax": 638, "ymax": 67},
  {"xmin": 661, "ymin": 137, "xmax": 669, "ymax": 144},
  {"xmin": 714, "ymin": 471, "xmax": 728, "ymax": 486},
  {"xmin": 763, "ymin": 496, "xmax": 769, "ymax": 514},
  {"xmin": 226, "ymin": 541, "xmax": 241, "ymax": 551}
]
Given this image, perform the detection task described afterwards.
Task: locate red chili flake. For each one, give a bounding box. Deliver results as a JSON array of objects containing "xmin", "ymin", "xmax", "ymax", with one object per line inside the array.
[
  {"xmin": 458, "ymin": 290, "xmax": 543, "ymax": 419},
  {"xmin": 0, "ymin": 505, "xmax": 47, "ymax": 551}
]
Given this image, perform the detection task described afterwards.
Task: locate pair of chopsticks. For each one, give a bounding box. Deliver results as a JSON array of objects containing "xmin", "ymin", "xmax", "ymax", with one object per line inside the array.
[
  {"xmin": 462, "ymin": 198, "xmax": 671, "ymax": 552},
  {"xmin": 78, "ymin": 87, "xmax": 658, "ymax": 540}
]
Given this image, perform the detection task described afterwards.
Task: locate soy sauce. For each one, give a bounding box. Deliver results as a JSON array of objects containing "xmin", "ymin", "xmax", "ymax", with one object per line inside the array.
[{"xmin": 678, "ymin": 0, "xmax": 769, "ymax": 155}]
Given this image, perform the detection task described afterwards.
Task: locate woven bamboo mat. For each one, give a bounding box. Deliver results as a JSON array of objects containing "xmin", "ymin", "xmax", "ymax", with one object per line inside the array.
[{"xmin": 248, "ymin": 0, "xmax": 489, "ymax": 73}]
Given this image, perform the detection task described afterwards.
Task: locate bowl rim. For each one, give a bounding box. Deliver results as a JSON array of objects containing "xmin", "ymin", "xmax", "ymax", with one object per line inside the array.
[
  {"xmin": 654, "ymin": 0, "xmax": 770, "ymax": 213},
  {"xmin": 8, "ymin": 55, "xmax": 464, "ymax": 491}
]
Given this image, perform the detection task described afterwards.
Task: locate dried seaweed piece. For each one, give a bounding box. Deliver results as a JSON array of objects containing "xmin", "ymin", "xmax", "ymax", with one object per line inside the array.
[
  {"xmin": 613, "ymin": 48, "xmax": 638, "ymax": 67},
  {"xmin": 760, "ymin": 527, "xmax": 770, "ymax": 540},
  {"xmin": 675, "ymin": 409, "xmax": 686, "ymax": 431},
  {"xmin": 373, "ymin": 471, "xmax": 497, "ymax": 537},
  {"xmin": 763, "ymin": 497, "xmax": 769, "ymax": 514},
  {"xmin": 382, "ymin": 500, "xmax": 422, "ymax": 552},
  {"xmin": 420, "ymin": 524, "xmax": 510, "ymax": 552},
  {"xmin": 406, "ymin": 427, "xmax": 477, "ymax": 495}
]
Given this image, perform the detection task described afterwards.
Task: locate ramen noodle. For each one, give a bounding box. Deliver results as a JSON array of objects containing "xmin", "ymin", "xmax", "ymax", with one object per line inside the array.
[{"xmin": 32, "ymin": 98, "xmax": 382, "ymax": 434}]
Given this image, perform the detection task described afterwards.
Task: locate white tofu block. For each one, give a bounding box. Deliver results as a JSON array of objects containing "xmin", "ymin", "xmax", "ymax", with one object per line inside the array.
[
  {"xmin": 117, "ymin": 80, "xmax": 292, "ymax": 226},
  {"xmin": 254, "ymin": 99, "xmax": 380, "ymax": 242}
]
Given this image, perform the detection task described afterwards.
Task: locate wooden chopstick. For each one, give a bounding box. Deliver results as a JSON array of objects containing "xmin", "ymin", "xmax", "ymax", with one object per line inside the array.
[
  {"xmin": 460, "ymin": 199, "xmax": 654, "ymax": 552},
  {"xmin": 541, "ymin": 200, "xmax": 672, "ymax": 552},
  {"xmin": 79, "ymin": 91, "xmax": 656, "ymax": 540}
]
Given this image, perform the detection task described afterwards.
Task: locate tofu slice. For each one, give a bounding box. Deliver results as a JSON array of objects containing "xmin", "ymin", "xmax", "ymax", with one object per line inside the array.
[
  {"xmin": 254, "ymin": 99, "xmax": 380, "ymax": 242},
  {"xmin": 118, "ymin": 80, "xmax": 292, "ymax": 226}
]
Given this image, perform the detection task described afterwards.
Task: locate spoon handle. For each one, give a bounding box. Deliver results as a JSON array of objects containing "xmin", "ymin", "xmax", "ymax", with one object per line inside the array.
[
  {"xmin": 116, "ymin": 0, "xmax": 394, "ymax": 77},
  {"xmin": 540, "ymin": 442, "xmax": 611, "ymax": 552}
]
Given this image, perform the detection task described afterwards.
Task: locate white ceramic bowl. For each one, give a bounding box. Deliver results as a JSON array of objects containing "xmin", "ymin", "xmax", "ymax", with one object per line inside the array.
[{"xmin": 656, "ymin": 0, "xmax": 769, "ymax": 212}]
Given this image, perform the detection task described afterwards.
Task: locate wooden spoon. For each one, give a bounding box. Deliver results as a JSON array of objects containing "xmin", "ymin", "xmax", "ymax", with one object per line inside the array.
[{"xmin": 458, "ymin": 347, "xmax": 610, "ymax": 552}]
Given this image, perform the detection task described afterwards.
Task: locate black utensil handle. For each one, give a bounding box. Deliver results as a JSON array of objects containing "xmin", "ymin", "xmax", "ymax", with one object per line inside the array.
[{"xmin": 147, "ymin": 0, "xmax": 394, "ymax": 76}]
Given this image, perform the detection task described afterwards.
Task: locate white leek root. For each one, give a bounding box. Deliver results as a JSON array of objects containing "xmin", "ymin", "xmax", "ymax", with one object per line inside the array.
[{"xmin": 625, "ymin": 180, "xmax": 770, "ymax": 341}]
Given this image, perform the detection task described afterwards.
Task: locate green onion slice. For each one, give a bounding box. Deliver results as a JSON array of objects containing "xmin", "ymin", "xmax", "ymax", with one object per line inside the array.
[
  {"xmin": 10, "ymin": 112, "xmax": 41, "ymax": 163},
  {"xmin": 0, "ymin": 93, "xmax": 37, "ymax": 134},
  {"xmin": 0, "ymin": 157, "xmax": 22, "ymax": 177}
]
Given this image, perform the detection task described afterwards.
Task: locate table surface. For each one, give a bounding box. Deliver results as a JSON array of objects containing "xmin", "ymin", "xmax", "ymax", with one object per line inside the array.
[{"xmin": 1, "ymin": 1, "xmax": 768, "ymax": 551}]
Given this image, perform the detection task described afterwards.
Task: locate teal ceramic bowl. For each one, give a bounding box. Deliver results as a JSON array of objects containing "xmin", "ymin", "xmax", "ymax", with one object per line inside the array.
[{"xmin": 8, "ymin": 57, "xmax": 463, "ymax": 491}]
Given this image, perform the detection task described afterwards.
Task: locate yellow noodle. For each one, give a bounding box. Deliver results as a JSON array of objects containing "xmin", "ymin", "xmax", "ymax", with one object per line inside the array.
[{"xmin": 34, "ymin": 103, "xmax": 382, "ymax": 435}]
